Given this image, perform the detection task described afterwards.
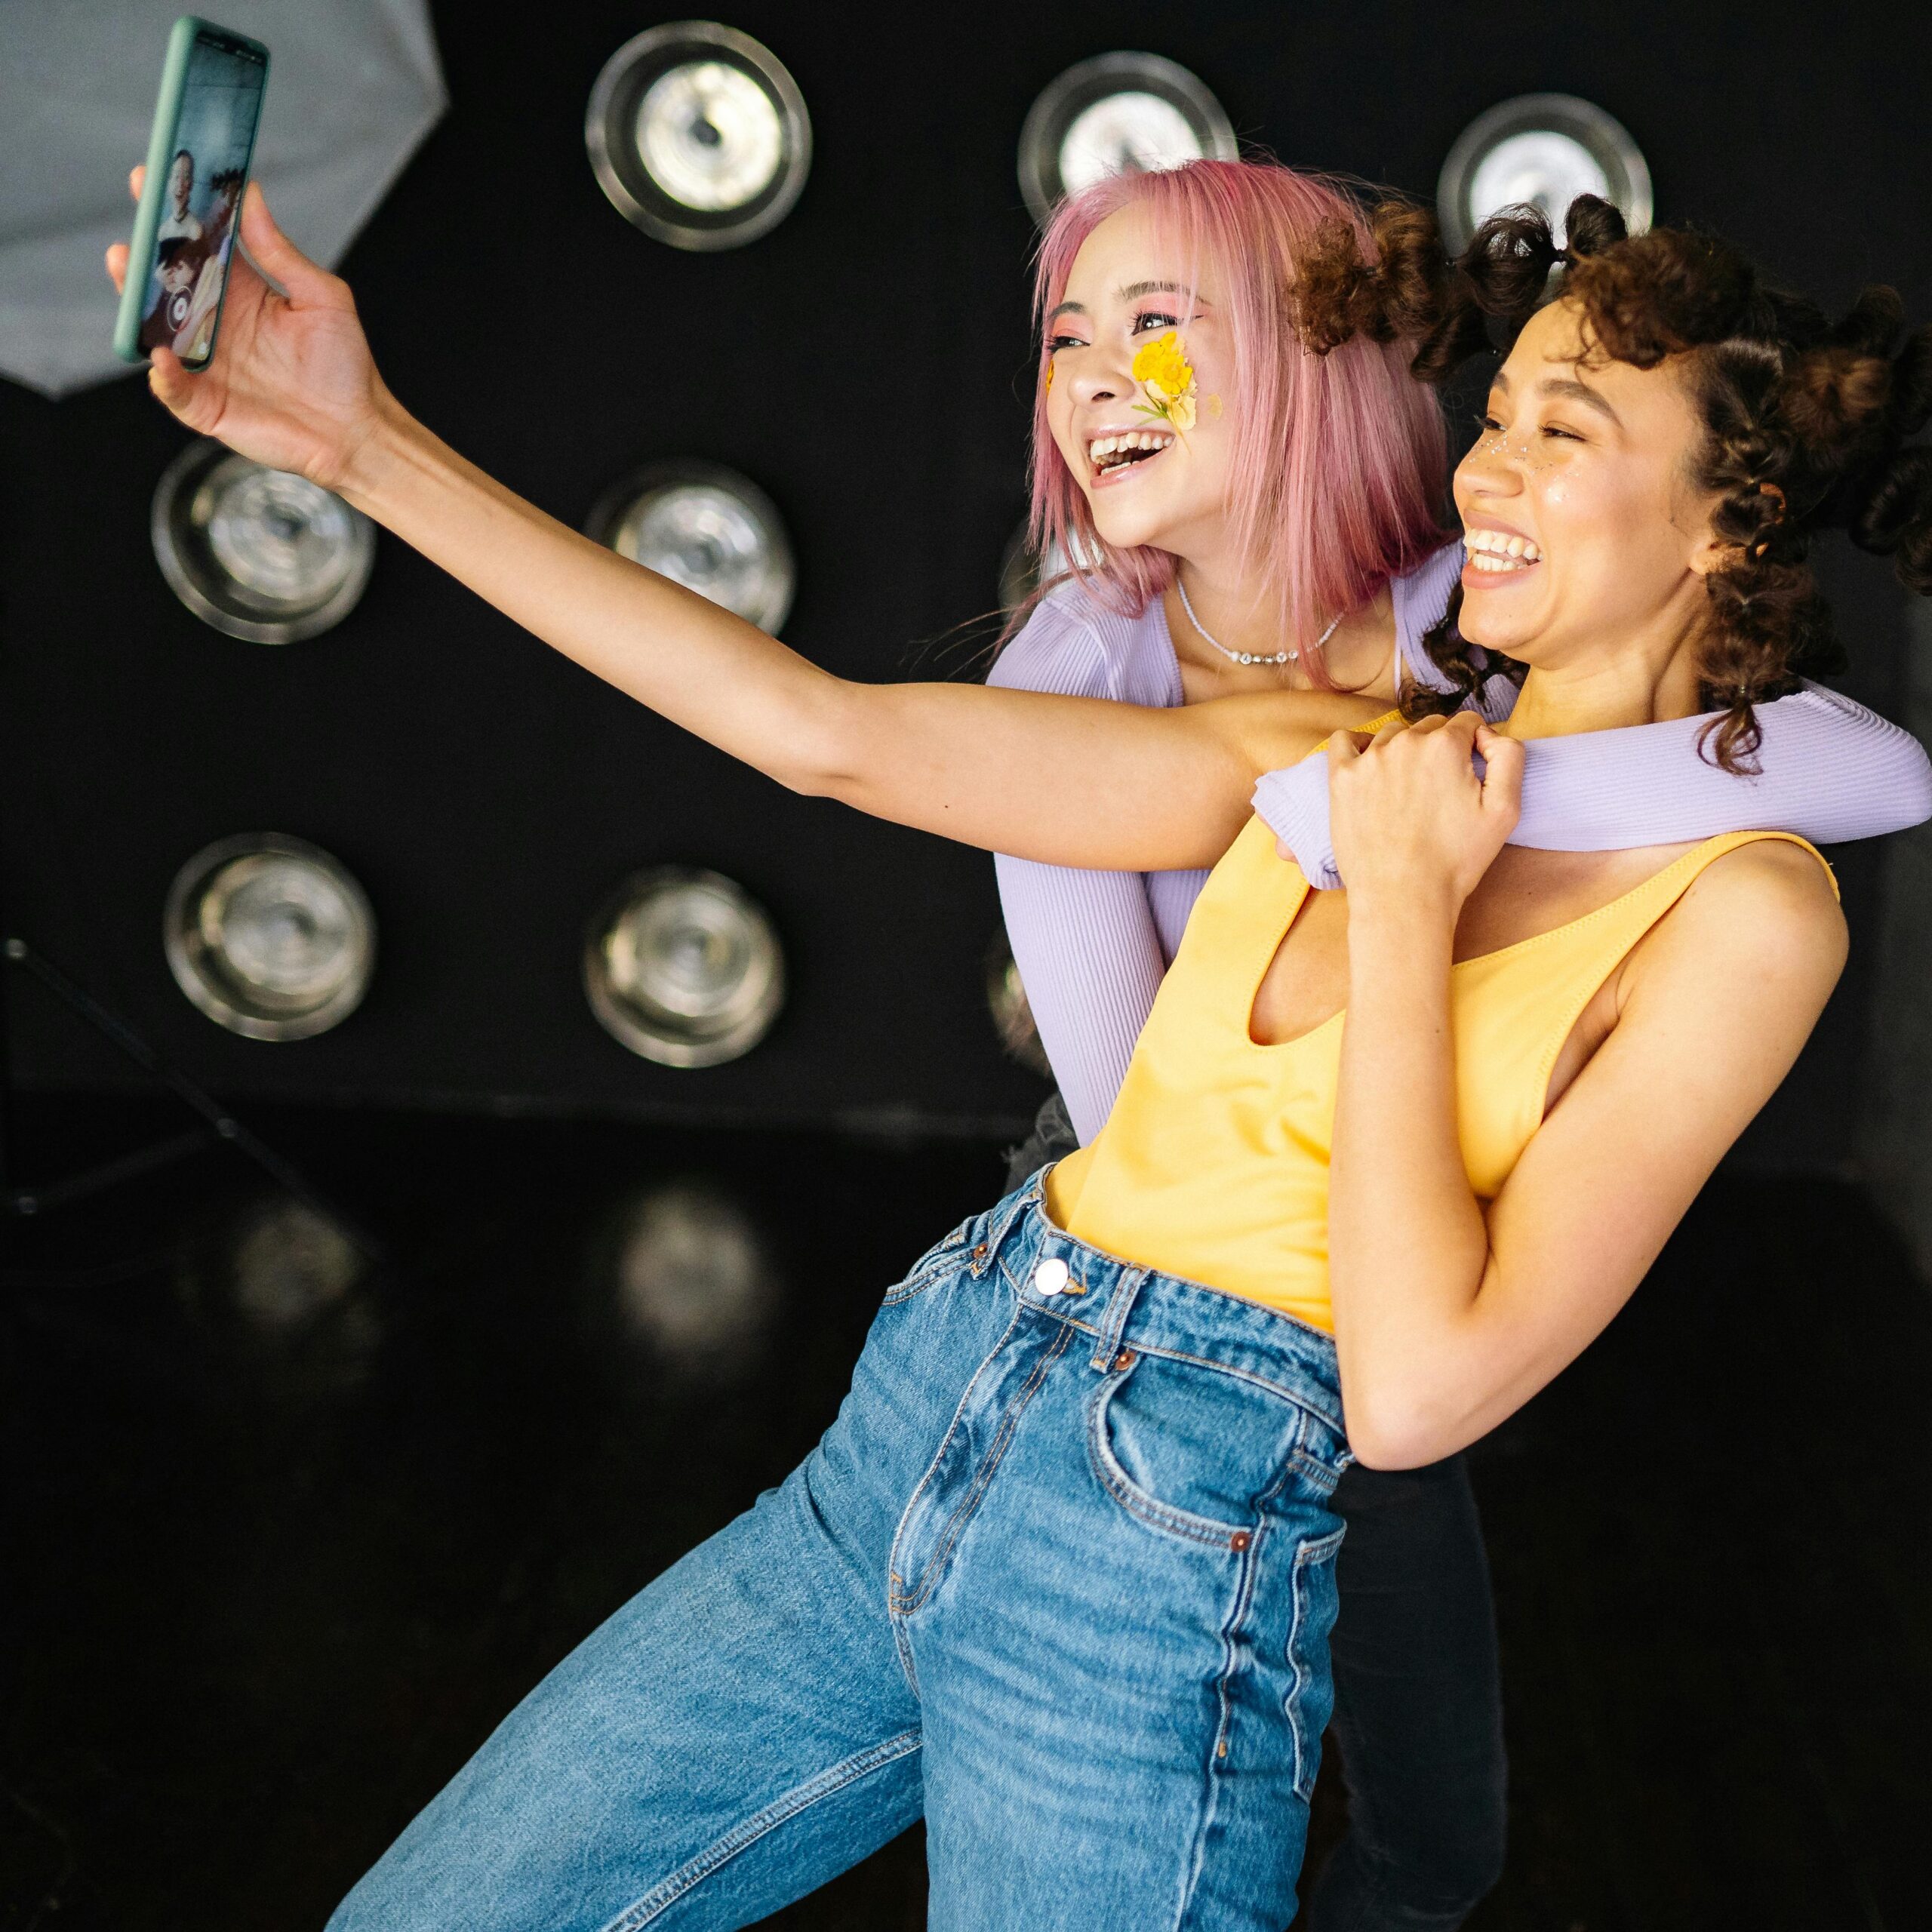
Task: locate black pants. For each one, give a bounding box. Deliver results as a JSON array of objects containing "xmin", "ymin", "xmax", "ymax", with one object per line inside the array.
[{"xmin": 1008, "ymin": 1098, "xmax": 1508, "ymax": 1930}]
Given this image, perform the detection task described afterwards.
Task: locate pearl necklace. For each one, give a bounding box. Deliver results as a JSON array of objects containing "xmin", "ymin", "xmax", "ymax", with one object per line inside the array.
[{"xmin": 1177, "ymin": 575, "xmax": 1342, "ymax": 668}]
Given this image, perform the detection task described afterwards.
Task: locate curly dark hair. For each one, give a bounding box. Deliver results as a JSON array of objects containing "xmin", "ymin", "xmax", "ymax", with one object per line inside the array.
[{"xmin": 1291, "ymin": 195, "xmax": 1932, "ymax": 771}]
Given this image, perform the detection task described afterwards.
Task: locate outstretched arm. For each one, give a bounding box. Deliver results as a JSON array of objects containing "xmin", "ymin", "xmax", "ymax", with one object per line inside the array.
[
  {"xmin": 1324, "ymin": 717, "xmax": 1846, "ymax": 1469},
  {"xmin": 109, "ymin": 177, "xmax": 1378, "ymax": 872}
]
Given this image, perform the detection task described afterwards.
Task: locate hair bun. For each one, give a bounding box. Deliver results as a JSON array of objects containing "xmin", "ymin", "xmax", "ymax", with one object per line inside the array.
[
  {"xmin": 1885, "ymin": 323, "xmax": 1932, "ymax": 438},
  {"xmin": 1456, "ymin": 205, "xmax": 1564, "ymax": 323},
  {"xmin": 1780, "ymin": 343, "xmax": 1894, "ymax": 463},
  {"xmin": 1559, "ymin": 194, "xmax": 1628, "ymax": 258},
  {"xmin": 1290, "ymin": 202, "xmax": 1491, "ymax": 382},
  {"xmin": 1850, "ymin": 444, "xmax": 1932, "ymax": 593}
]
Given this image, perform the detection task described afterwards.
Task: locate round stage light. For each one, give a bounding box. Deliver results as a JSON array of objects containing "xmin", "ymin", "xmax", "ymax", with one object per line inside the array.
[
  {"xmin": 225, "ymin": 1198, "xmax": 365, "ymax": 1333},
  {"xmin": 986, "ymin": 940, "xmax": 1051, "ymax": 1078},
  {"xmin": 152, "ymin": 438, "xmax": 375, "ymax": 644},
  {"xmin": 586, "ymin": 22, "xmax": 811, "ymax": 250},
  {"xmin": 586, "ymin": 867, "xmax": 784, "ymax": 1068},
  {"xmin": 1437, "ymin": 94, "xmax": 1653, "ymax": 253},
  {"xmin": 587, "ymin": 461, "xmax": 795, "ymax": 634},
  {"xmin": 164, "ymin": 834, "xmax": 376, "ymax": 1041},
  {"xmin": 175, "ymin": 1194, "xmax": 380, "ymax": 1386},
  {"xmin": 595, "ymin": 1180, "xmax": 779, "ymax": 1375},
  {"xmin": 1019, "ymin": 53, "xmax": 1238, "ymax": 226}
]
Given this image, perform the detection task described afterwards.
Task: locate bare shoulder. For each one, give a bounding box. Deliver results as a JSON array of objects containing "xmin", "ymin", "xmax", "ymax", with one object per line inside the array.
[
  {"xmin": 1191, "ymin": 688, "xmax": 1392, "ymax": 777},
  {"xmin": 1687, "ymin": 837, "xmax": 1845, "ymax": 953},
  {"xmin": 1636, "ymin": 836, "xmax": 1847, "ymax": 1015}
]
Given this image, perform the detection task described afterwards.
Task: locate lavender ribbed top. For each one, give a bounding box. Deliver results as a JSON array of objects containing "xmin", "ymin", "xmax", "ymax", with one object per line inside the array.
[{"xmin": 989, "ymin": 540, "xmax": 1932, "ymax": 1143}]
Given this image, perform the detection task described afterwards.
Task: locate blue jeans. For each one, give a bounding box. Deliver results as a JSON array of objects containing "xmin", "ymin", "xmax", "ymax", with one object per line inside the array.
[
  {"xmin": 329, "ymin": 1174, "xmax": 1352, "ymax": 1930},
  {"xmin": 1007, "ymin": 1100, "xmax": 1508, "ymax": 1932}
]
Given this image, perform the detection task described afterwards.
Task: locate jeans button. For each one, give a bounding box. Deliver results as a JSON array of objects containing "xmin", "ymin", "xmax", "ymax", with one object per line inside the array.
[{"xmin": 1032, "ymin": 1257, "xmax": 1069, "ymax": 1296}]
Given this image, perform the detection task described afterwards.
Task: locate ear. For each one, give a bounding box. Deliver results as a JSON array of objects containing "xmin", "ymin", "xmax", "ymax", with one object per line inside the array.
[
  {"xmin": 1687, "ymin": 525, "xmax": 1733, "ymax": 578},
  {"xmin": 1685, "ymin": 483, "xmax": 1746, "ymax": 579}
]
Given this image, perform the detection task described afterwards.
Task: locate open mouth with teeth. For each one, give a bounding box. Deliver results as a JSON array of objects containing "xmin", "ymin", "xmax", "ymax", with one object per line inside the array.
[
  {"xmin": 1464, "ymin": 528, "xmax": 1544, "ymax": 575},
  {"xmin": 1088, "ymin": 429, "xmax": 1176, "ymax": 479}
]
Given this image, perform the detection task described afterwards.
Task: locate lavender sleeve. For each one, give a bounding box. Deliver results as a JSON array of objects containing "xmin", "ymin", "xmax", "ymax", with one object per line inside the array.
[
  {"xmin": 986, "ymin": 594, "xmax": 1183, "ymax": 1145},
  {"xmin": 1254, "ymin": 682, "xmax": 1932, "ymax": 889}
]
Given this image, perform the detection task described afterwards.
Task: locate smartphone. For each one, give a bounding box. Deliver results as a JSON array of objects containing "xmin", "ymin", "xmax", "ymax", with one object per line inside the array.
[{"xmin": 112, "ymin": 17, "xmax": 269, "ymax": 370}]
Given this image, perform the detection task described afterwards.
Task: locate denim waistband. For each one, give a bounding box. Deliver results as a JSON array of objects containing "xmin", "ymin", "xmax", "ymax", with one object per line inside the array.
[{"xmin": 973, "ymin": 1168, "xmax": 1346, "ymax": 1444}]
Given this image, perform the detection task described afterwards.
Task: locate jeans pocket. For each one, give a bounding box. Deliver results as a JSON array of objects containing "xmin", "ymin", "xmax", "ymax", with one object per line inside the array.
[
  {"xmin": 1284, "ymin": 1524, "xmax": 1346, "ymax": 1800},
  {"xmin": 1086, "ymin": 1349, "xmax": 1309, "ymax": 1549},
  {"xmin": 882, "ymin": 1212, "xmax": 984, "ymax": 1307}
]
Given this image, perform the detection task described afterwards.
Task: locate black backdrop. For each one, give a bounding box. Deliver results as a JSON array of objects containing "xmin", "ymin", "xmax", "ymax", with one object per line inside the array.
[{"xmin": 5, "ymin": 0, "xmax": 1930, "ymax": 1155}]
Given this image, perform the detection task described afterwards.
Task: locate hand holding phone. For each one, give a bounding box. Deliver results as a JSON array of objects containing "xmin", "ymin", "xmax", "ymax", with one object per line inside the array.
[
  {"xmin": 107, "ymin": 164, "xmax": 389, "ymax": 497},
  {"xmin": 114, "ymin": 17, "xmax": 269, "ymax": 371}
]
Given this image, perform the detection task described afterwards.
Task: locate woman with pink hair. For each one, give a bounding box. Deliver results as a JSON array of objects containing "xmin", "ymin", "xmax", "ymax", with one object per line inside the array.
[
  {"xmin": 111, "ymin": 155, "xmax": 1928, "ymax": 1928},
  {"xmin": 991, "ymin": 160, "xmax": 1499, "ymax": 1931}
]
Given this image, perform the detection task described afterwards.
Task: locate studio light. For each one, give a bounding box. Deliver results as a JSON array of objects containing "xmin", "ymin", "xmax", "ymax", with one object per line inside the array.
[
  {"xmin": 591, "ymin": 1180, "xmax": 779, "ymax": 1376},
  {"xmin": 164, "ymin": 834, "xmax": 376, "ymax": 1041},
  {"xmin": 1018, "ymin": 53, "xmax": 1237, "ymax": 227},
  {"xmin": 175, "ymin": 1194, "xmax": 380, "ymax": 1390},
  {"xmin": 587, "ymin": 461, "xmax": 795, "ymax": 634},
  {"xmin": 152, "ymin": 438, "xmax": 375, "ymax": 644},
  {"xmin": 986, "ymin": 940, "xmax": 1051, "ymax": 1078},
  {"xmin": 183, "ymin": 1196, "xmax": 368, "ymax": 1335},
  {"xmin": 586, "ymin": 22, "xmax": 811, "ymax": 250},
  {"xmin": 1437, "ymin": 94, "xmax": 1653, "ymax": 253},
  {"xmin": 586, "ymin": 867, "xmax": 784, "ymax": 1068}
]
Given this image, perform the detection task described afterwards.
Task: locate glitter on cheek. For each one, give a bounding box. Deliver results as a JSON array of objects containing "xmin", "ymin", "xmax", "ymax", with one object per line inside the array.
[
  {"xmin": 1474, "ymin": 426, "xmax": 1565, "ymax": 473},
  {"xmin": 1208, "ymin": 393, "xmax": 1224, "ymax": 419}
]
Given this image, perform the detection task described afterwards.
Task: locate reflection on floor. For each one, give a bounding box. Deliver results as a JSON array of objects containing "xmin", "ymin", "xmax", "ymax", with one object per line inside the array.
[{"xmin": 3, "ymin": 1095, "xmax": 1928, "ymax": 1931}]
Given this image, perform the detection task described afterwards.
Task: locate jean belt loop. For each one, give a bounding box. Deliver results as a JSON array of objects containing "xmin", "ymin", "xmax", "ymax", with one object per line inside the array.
[
  {"xmin": 984, "ymin": 1180, "xmax": 1036, "ymax": 1269},
  {"xmin": 1089, "ymin": 1265, "xmax": 1148, "ymax": 1372}
]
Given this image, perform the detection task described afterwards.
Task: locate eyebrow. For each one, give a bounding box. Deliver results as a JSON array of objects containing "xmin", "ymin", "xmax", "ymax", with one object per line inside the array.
[
  {"xmin": 1491, "ymin": 368, "xmax": 1623, "ymax": 426},
  {"xmin": 1047, "ymin": 280, "xmax": 1208, "ymax": 323}
]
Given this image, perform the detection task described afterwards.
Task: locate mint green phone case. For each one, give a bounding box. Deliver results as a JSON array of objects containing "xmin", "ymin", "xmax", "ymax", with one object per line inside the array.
[{"xmin": 112, "ymin": 16, "xmax": 270, "ymax": 368}]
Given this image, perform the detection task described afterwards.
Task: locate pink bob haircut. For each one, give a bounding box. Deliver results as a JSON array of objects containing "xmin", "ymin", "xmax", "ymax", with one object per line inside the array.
[{"xmin": 1026, "ymin": 158, "xmax": 1451, "ymax": 674}]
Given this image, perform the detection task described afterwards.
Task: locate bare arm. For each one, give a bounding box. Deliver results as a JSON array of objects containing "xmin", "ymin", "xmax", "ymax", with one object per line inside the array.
[
  {"xmin": 1324, "ymin": 718, "xmax": 1846, "ymax": 1469},
  {"xmin": 345, "ymin": 408, "xmax": 1378, "ymax": 865},
  {"xmin": 109, "ymin": 180, "xmax": 1379, "ymax": 872}
]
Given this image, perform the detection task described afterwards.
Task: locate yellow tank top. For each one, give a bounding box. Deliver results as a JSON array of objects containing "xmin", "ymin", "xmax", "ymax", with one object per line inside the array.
[{"xmin": 1046, "ymin": 814, "xmax": 1835, "ymax": 1332}]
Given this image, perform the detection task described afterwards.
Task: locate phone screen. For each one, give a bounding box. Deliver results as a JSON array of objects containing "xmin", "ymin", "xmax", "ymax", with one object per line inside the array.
[{"xmin": 135, "ymin": 26, "xmax": 267, "ymax": 367}]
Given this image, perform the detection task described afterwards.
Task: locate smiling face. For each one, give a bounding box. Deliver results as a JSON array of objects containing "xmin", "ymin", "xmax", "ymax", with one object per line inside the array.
[
  {"xmin": 1044, "ymin": 206, "xmax": 1238, "ymax": 561},
  {"xmin": 1454, "ymin": 300, "xmax": 1725, "ymax": 672},
  {"xmin": 168, "ymin": 152, "xmax": 193, "ymax": 216}
]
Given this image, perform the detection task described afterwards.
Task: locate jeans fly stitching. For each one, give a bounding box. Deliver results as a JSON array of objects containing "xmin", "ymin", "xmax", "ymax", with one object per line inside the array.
[
  {"xmin": 892, "ymin": 1311, "xmax": 1074, "ymax": 1620},
  {"xmin": 886, "ymin": 1293, "xmax": 1022, "ymax": 1621},
  {"xmin": 596, "ymin": 1727, "xmax": 923, "ymax": 1932}
]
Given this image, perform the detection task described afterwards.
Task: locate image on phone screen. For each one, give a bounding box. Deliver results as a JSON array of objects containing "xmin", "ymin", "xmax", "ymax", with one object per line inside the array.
[{"xmin": 135, "ymin": 29, "xmax": 266, "ymax": 366}]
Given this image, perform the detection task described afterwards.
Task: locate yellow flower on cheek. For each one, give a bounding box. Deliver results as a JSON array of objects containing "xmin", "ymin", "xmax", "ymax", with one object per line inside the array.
[
  {"xmin": 1131, "ymin": 330, "xmax": 1198, "ymax": 433},
  {"xmin": 1044, "ymin": 358, "xmax": 1054, "ymax": 392}
]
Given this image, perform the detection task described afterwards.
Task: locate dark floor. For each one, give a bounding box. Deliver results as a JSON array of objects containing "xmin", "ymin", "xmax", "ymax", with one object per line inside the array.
[{"xmin": 2, "ymin": 1092, "xmax": 1929, "ymax": 1931}]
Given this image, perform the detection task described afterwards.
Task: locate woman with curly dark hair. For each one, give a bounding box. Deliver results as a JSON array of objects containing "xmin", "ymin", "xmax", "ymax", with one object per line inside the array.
[{"xmin": 109, "ymin": 174, "xmax": 1930, "ymax": 1928}]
